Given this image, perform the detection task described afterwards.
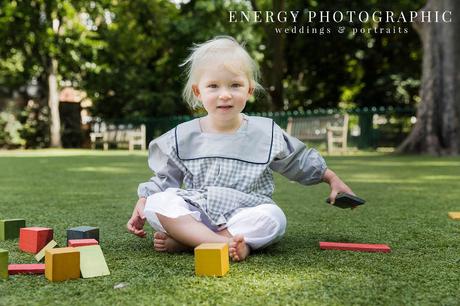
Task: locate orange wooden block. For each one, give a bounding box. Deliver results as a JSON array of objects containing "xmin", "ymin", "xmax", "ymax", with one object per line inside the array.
[
  {"xmin": 45, "ymin": 247, "xmax": 80, "ymax": 282},
  {"xmin": 194, "ymin": 243, "xmax": 229, "ymax": 276},
  {"xmin": 68, "ymin": 239, "xmax": 99, "ymax": 247},
  {"xmin": 8, "ymin": 264, "xmax": 45, "ymax": 275},
  {"xmin": 19, "ymin": 227, "xmax": 53, "ymax": 254}
]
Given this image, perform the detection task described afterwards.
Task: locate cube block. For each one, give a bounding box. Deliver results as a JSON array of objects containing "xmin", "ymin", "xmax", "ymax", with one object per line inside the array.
[
  {"xmin": 67, "ymin": 226, "xmax": 99, "ymax": 244},
  {"xmin": 35, "ymin": 240, "xmax": 58, "ymax": 262},
  {"xmin": 194, "ymin": 243, "xmax": 229, "ymax": 276},
  {"xmin": 0, "ymin": 249, "xmax": 8, "ymax": 279},
  {"xmin": 45, "ymin": 247, "xmax": 80, "ymax": 282},
  {"xmin": 19, "ymin": 227, "xmax": 53, "ymax": 254},
  {"xmin": 319, "ymin": 241, "xmax": 391, "ymax": 253},
  {"xmin": 8, "ymin": 264, "xmax": 45, "ymax": 275},
  {"xmin": 0, "ymin": 219, "xmax": 26, "ymax": 240},
  {"xmin": 448, "ymin": 212, "xmax": 460, "ymax": 220},
  {"xmin": 68, "ymin": 239, "xmax": 99, "ymax": 247}
]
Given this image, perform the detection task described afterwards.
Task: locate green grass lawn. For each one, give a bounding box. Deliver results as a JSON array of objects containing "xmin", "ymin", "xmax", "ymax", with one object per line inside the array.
[{"xmin": 0, "ymin": 150, "xmax": 459, "ymax": 305}]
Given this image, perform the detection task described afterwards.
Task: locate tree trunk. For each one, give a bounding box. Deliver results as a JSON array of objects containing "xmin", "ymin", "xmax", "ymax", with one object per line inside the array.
[
  {"xmin": 397, "ymin": 0, "xmax": 460, "ymax": 155},
  {"xmin": 269, "ymin": 0, "xmax": 285, "ymax": 111},
  {"xmin": 250, "ymin": 0, "xmax": 286, "ymax": 111},
  {"xmin": 48, "ymin": 57, "xmax": 62, "ymax": 148}
]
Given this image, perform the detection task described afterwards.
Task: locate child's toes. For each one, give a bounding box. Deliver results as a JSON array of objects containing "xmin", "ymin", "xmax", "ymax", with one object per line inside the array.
[{"xmin": 154, "ymin": 232, "xmax": 168, "ymax": 240}]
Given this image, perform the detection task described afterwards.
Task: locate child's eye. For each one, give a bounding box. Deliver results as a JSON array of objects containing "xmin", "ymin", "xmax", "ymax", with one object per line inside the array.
[
  {"xmin": 232, "ymin": 83, "xmax": 242, "ymax": 88},
  {"xmin": 207, "ymin": 84, "xmax": 218, "ymax": 88}
]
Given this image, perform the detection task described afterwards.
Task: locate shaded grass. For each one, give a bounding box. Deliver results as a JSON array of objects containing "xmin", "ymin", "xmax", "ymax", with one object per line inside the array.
[{"xmin": 0, "ymin": 150, "xmax": 459, "ymax": 305}]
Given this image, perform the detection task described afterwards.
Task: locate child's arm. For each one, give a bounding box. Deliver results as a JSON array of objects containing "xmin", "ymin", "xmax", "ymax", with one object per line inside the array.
[
  {"xmin": 128, "ymin": 131, "xmax": 184, "ymax": 237},
  {"xmin": 127, "ymin": 197, "xmax": 147, "ymax": 238},
  {"xmin": 270, "ymin": 126, "xmax": 356, "ymax": 205},
  {"xmin": 322, "ymin": 169, "xmax": 355, "ymax": 204}
]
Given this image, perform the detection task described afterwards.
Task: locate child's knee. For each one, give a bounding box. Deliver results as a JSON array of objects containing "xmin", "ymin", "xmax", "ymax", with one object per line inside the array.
[
  {"xmin": 144, "ymin": 192, "xmax": 169, "ymax": 219},
  {"xmin": 256, "ymin": 204, "xmax": 287, "ymax": 236},
  {"xmin": 144, "ymin": 192, "xmax": 177, "ymax": 231}
]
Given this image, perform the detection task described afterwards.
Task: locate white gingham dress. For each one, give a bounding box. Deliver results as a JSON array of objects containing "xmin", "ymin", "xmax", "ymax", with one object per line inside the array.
[{"xmin": 138, "ymin": 115, "xmax": 327, "ymax": 226}]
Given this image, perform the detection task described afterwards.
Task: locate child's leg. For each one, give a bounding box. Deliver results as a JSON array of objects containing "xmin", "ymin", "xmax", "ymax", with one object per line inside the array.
[
  {"xmin": 144, "ymin": 191, "xmax": 233, "ymax": 252},
  {"xmin": 225, "ymin": 204, "xmax": 287, "ymax": 250},
  {"xmin": 156, "ymin": 213, "xmax": 231, "ymax": 247}
]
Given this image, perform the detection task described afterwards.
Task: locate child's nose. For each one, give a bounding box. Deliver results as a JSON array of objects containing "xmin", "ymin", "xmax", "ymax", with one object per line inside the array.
[{"xmin": 218, "ymin": 89, "xmax": 232, "ymax": 100}]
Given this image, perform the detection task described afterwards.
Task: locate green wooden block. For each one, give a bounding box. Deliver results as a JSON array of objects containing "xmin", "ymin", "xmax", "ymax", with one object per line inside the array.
[
  {"xmin": 0, "ymin": 219, "xmax": 26, "ymax": 240},
  {"xmin": 75, "ymin": 245, "xmax": 110, "ymax": 279},
  {"xmin": 35, "ymin": 240, "xmax": 58, "ymax": 262},
  {"xmin": 0, "ymin": 249, "xmax": 8, "ymax": 279}
]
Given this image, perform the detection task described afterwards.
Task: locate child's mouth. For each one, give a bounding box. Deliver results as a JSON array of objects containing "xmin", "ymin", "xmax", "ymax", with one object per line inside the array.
[{"xmin": 217, "ymin": 106, "xmax": 233, "ymax": 109}]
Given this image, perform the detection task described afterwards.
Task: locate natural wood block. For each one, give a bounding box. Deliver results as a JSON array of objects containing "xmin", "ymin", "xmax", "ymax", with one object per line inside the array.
[
  {"xmin": 8, "ymin": 264, "xmax": 45, "ymax": 275},
  {"xmin": 0, "ymin": 219, "xmax": 26, "ymax": 240},
  {"xmin": 319, "ymin": 241, "xmax": 391, "ymax": 253},
  {"xmin": 75, "ymin": 245, "xmax": 110, "ymax": 278},
  {"xmin": 68, "ymin": 239, "xmax": 99, "ymax": 247},
  {"xmin": 45, "ymin": 247, "xmax": 80, "ymax": 282},
  {"xmin": 194, "ymin": 243, "xmax": 229, "ymax": 276},
  {"xmin": 448, "ymin": 212, "xmax": 460, "ymax": 220},
  {"xmin": 0, "ymin": 249, "xmax": 8, "ymax": 279},
  {"xmin": 19, "ymin": 227, "xmax": 53, "ymax": 254},
  {"xmin": 35, "ymin": 240, "xmax": 58, "ymax": 262},
  {"xmin": 67, "ymin": 226, "xmax": 99, "ymax": 244}
]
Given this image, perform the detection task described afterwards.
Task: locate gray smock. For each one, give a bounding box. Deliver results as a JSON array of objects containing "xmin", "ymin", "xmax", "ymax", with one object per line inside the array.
[{"xmin": 138, "ymin": 115, "xmax": 327, "ymax": 227}]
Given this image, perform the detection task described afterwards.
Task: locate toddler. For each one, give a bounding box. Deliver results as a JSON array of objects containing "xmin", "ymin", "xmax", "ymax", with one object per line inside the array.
[{"xmin": 127, "ymin": 36, "xmax": 355, "ymax": 261}]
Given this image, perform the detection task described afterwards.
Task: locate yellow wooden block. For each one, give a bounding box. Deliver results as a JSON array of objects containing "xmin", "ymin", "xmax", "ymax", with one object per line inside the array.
[
  {"xmin": 194, "ymin": 243, "xmax": 229, "ymax": 276},
  {"xmin": 448, "ymin": 212, "xmax": 460, "ymax": 220},
  {"xmin": 45, "ymin": 247, "xmax": 80, "ymax": 282}
]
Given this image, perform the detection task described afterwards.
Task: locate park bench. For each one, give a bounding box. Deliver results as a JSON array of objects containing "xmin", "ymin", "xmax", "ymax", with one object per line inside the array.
[
  {"xmin": 90, "ymin": 123, "xmax": 146, "ymax": 151},
  {"xmin": 286, "ymin": 113, "xmax": 349, "ymax": 154}
]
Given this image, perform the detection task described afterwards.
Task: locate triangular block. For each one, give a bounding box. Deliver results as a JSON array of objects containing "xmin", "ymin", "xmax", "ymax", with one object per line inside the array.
[{"xmin": 75, "ymin": 245, "xmax": 110, "ymax": 278}]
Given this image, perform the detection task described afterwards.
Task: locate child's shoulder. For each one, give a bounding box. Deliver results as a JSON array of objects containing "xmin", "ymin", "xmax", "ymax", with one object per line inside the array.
[{"xmin": 175, "ymin": 117, "xmax": 200, "ymax": 131}]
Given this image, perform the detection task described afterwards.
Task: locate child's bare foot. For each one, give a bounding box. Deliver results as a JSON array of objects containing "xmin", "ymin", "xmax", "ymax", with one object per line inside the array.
[
  {"xmin": 229, "ymin": 234, "xmax": 250, "ymax": 261},
  {"xmin": 153, "ymin": 232, "xmax": 189, "ymax": 253}
]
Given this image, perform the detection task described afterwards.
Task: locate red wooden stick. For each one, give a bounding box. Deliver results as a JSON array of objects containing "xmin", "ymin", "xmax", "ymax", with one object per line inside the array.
[
  {"xmin": 319, "ymin": 241, "xmax": 391, "ymax": 253},
  {"xmin": 68, "ymin": 238, "xmax": 99, "ymax": 247},
  {"xmin": 8, "ymin": 264, "xmax": 45, "ymax": 275}
]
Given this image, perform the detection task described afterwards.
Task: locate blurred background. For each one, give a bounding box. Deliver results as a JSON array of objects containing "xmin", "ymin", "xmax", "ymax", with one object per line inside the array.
[{"xmin": 1, "ymin": 0, "xmax": 450, "ymax": 153}]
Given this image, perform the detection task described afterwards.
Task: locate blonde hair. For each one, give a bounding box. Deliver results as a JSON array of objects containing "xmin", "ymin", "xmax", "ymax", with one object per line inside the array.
[{"xmin": 181, "ymin": 35, "xmax": 262, "ymax": 109}]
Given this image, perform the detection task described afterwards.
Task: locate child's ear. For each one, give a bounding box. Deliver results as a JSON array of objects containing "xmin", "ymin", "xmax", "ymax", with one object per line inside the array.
[
  {"xmin": 192, "ymin": 85, "xmax": 200, "ymax": 98},
  {"xmin": 248, "ymin": 87, "xmax": 254, "ymax": 96}
]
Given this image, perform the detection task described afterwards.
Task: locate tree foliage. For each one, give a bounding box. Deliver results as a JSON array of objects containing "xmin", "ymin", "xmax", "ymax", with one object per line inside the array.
[{"xmin": 1, "ymin": 0, "xmax": 427, "ymax": 134}]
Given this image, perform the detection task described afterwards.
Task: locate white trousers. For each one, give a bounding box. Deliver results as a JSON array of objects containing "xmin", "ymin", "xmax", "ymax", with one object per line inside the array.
[{"xmin": 144, "ymin": 189, "xmax": 287, "ymax": 250}]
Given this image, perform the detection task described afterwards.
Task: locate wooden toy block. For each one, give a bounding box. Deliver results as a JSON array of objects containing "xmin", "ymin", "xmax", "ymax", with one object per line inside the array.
[
  {"xmin": 67, "ymin": 226, "xmax": 99, "ymax": 244},
  {"xmin": 319, "ymin": 241, "xmax": 391, "ymax": 253},
  {"xmin": 35, "ymin": 240, "xmax": 58, "ymax": 262},
  {"xmin": 8, "ymin": 264, "xmax": 45, "ymax": 275},
  {"xmin": 19, "ymin": 227, "xmax": 53, "ymax": 254},
  {"xmin": 0, "ymin": 249, "xmax": 8, "ymax": 279},
  {"xmin": 68, "ymin": 239, "xmax": 99, "ymax": 247},
  {"xmin": 75, "ymin": 245, "xmax": 110, "ymax": 278},
  {"xmin": 45, "ymin": 247, "xmax": 80, "ymax": 282},
  {"xmin": 448, "ymin": 212, "xmax": 460, "ymax": 220},
  {"xmin": 194, "ymin": 243, "xmax": 229, "ymax": 277},
  {"xmin": 0, "ymin": 219, "xmax": 26, "ymax": 240}
]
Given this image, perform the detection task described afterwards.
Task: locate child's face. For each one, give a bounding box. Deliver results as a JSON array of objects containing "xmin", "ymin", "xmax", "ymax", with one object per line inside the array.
[{"xmin": 192, "ymin": 62, "xmax": 253, "ymax": 122}]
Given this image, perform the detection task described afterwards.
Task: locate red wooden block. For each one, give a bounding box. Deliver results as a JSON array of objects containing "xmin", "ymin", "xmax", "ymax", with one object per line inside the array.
[
  {"xmin": 319, "ymin": 241, "xmax": 391, "ymax": 253},
  {"xmin": 8, "ymin": 264, "xmax": 45, "ymax": 275},
  {"xmin": 68, "ymin": 239, "xmax": 99, "ymax": 247},
  {"xmin": 19, "ymin": 227, "xmax": 53, "ymax": 254}
]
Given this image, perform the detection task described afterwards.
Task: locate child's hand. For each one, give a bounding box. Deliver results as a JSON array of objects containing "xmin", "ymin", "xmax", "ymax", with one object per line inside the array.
[
  {"xmin": 322, "ymin": 169, "xmax": 355, "ymax": 206},
  {"xmin": 127, "ymin": 197, "xmax": 147, "ymax": 238}
]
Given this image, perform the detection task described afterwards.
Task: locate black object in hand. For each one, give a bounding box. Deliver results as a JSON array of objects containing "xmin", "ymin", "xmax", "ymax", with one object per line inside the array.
[{"xmin": 326, "ymin": 193, "xmax": 366, "ymax": 209}]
